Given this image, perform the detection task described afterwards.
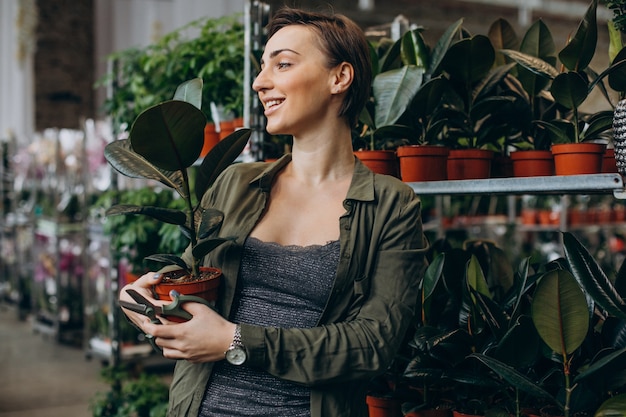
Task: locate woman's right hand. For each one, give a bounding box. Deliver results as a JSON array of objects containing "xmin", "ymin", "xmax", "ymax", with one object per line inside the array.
[{"xmin": 118, "ymin": 271, "xmax": 165, "ymax": 331}]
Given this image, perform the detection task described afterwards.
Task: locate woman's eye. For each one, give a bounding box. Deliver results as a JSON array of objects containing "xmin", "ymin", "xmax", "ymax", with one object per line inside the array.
[{"xmin": 277, "ymin": 62, "xmax": 291, "ymax": 69}]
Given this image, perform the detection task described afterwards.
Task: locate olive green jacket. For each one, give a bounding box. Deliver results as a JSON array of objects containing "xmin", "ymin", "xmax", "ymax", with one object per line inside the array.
[{"xmin": 167, "ymin": 155, "xmax": 428, "ymax": 417}]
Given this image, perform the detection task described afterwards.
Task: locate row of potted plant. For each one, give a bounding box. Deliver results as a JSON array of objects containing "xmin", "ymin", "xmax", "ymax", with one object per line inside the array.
[
  {"xmin": 353, "ymin": 0, "xmax": 626, "ymax": 182},
  {"xmin": 367, "ymin": 231, "xmax": 626, "ymax": 417}
]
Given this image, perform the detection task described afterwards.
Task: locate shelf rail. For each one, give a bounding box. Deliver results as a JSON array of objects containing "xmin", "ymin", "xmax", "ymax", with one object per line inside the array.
[{"xmin": 407, "ymin": 173, "xmax": 626, "ymax": 198}]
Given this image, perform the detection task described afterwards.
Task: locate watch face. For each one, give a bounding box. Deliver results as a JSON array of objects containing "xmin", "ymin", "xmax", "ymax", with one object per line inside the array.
[{"xmin": 226, "ymin": 347, "xmax": 246, "ymax": 365}]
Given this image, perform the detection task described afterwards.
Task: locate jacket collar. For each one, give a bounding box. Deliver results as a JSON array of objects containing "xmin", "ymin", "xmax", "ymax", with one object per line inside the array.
[{"xmin": 250, "ymin": 154, "xmax": 376, "ymax": 203}]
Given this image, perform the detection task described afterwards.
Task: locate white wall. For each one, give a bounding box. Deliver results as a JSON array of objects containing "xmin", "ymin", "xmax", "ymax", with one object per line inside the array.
[{"xmin": 0, "ymin": 0, "xmax": 36, "ymax": 145}]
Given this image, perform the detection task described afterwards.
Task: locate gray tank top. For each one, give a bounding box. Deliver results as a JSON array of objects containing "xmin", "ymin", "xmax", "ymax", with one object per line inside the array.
[{"xmin": 200, "ymin": 237, "xmax": 340, "ymax": 417}]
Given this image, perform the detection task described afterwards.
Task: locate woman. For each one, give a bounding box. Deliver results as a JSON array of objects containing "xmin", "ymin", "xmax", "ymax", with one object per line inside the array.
[{"xmin": 120, "ymin": 7, "xmax": 428, "ymax": 417}]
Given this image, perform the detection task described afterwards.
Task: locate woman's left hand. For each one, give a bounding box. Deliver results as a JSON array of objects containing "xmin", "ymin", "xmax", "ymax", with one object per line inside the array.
[{"xmin": 143, "ymin": 300, "xmax": 237, "ymax": 363}]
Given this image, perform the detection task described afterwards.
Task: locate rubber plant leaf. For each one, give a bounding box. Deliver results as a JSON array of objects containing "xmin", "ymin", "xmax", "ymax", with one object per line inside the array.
[
  {"xmin": 172, "ymin": 77, "xmax": 202, "ymax": 110},
  {"xmin": 104, "ymin": 139, "xmax": 186, "ymax": 196},
  {"xmin": 595, "ymin": 393, "xmax": 626, "ymax": 417},
  {"xmin": 562, "ymin": 231, "xmax": 626, "ymax": 320},
  {"xmin": 492, "ymin": 315, "xmax": 541, "ymax": 369},
  {"xmin": 373, "ymin": 65, "xmax": 425, "ymax": 128},
  {"xmin": 129, "ymin": 100, "xmax": 206, "ymax": 172},
  {"xmin": 428, "ymin": 18, "xmax": 464, "ymax": 77},
  {"xmin": 197, "ymin": 208, "xmax": 224, "ymax": 240},
  {"xmin": 105, "ymin": 204, "xmax": 187, "ymax": 226},
  {"xmin": 441, "ymin": 35, "xmax": 495, "ymax": 85},
  {"xmin": 608, "ymin": 50, "xmax": 626, "ymax": 94},
  {"xmin": 194, "ymin": 128, "xmax": 251, "ymax": 202},
  {"xmin": 459, "ymin": 255, "xmax": 491, "ymax": 333},
  {"xmin": 516, "ymin": 19, "xmax": 557, "ymax": 97},
  {"xmin": 531, "ymin": 269, "xmax": 589, "ymax": 356},
  {"xmin": 412, "ymin": 77, "xmax": 449, "ymax": 119},
  {"xmin": 488, "ymin": 18, "xmax": 518, "ymax": 67},
  {"xmin": 471, "ymin": 288, "xmax": 508, "ymax": 340},
  {"xmin": 581, "ymin": 110, "xmax": 613, "ymax": 141},
  {"xmin": 573, "ymin": 346, "xmax": 626, "ymax": 384},
  {"xmin": 421, "ymin": 252, "xmax": 445, "ymax": 325},
  {"xmin": 144, "ymin": 254, "xmax": 189, "ymax": 271},
  {"xmin": 550, "ymin": 71, "xmax": 589, "ymax": 110},
  {"xmin": 379, "ymin": 36, "xmax": 402, "ymax": 73},
  {"xmin": 192, "ymin": 236, "xmax": 236, "ymax": 260},
  {"xmin": 473, "ymin": 62, "xmax": 516, "ymax": 102},
  {"xmin": 401, "ymin": 29, "xmax": 429, "ymax": 69},
  {"xmin": 558, "ymin": 0, "xmax": 597, "ymax": 72},
  {"xmin": 500, "ymin": 49, "xmax": 559, "ymax": 79},
  {"xmin": 469, "ymin": 353, "xmax": 556, "ymax": 402}
]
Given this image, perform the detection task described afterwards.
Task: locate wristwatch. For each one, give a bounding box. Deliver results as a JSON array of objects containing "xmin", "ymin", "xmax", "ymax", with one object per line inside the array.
[{"xmin": 224, "ymin": 324, "xmax": 247, "ymax": 365}]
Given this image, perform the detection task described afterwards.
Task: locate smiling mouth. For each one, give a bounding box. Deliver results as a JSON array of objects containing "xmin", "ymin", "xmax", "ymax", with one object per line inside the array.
[{"xmin": 265, "ymin": 99, "xmax": 284, "ymax": 109}]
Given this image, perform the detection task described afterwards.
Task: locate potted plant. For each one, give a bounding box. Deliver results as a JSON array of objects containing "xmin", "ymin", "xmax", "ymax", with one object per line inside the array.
[
  {"xmin": 98, "ymin": 14, "xmax": 246, "ymax": 144},
  {"xmin": 355, "ymin": 21, "xmax": 462, "ymax": 179},
  {"xmin": 502, "ymin": 0, "xmax": 626, "ymax": 175},
  {"xmin": 103, "ymin": 78, "xmax": 250, "ymax": 301}
]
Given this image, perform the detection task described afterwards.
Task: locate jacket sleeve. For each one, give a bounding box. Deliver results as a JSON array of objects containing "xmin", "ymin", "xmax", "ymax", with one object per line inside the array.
[{"xmin": 240, "ymin": 183, "xmax": 429, "ymax": 386}]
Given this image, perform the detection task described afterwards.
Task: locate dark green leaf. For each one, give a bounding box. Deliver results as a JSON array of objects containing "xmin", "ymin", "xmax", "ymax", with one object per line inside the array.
[
  {"xmin": 105, "ymin": 204, "xmax": 187, "ymax": 226},
  {"xmin": 488, "ymin": 18, "xmax": 518, "ymax": 67},
  {"xmin": 550, "ymin": 72, "xmax": 589, "ymax": 109},
  {"xmin": 130, "ymin": 100, "xmax": 206, "ymax": 171},
  {"xmin": 172, "ymin": 77, "xmax": 203, "ymax": 110},
  {"xmin": 195, "ymin": 128, "xmax": 251, "ymax": 201},
  {"xmin": 531, "ymin": 269, "xmax": 589, "ymax": 356},
  {"xmin": 373, "ymin": 65, "xmax": 425, "ymax": 128},
  {"xmin": 197, "ymin": 208, "xmax": 224, "ymax": 239},
  {"xmin": 441, "ymin": 35, "xmax": 495, "ymax": 85},
  {"xmin": 558, "ymin": 0, "xmax": 598, "ymax": 71},
  {"xmin": 429, "ymin": 18, "xmax": 464, "ymax": 77},
  {"xmin": 192, "ymin": 236, "xmax": 235, "ymax": 259},
  {"xmin": 144, "ymin": 253, "xmax": 189, "ymax": 271},
  {"xmin": 500, "ymin": 49, "xmax": 559, "ymax": 79},
  {"xmin": 595, "ymin": 393, "xmax": 626, "ymax": 417},
  {"xmin": 563, "ymin": 232, "xmax": 626, "ymax": 320}
]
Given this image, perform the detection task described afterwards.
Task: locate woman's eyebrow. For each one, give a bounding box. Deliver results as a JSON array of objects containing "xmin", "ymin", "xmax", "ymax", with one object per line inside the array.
[{"xmin": 260, "ymin": 48, "xmax": 300, "ymax": 66}]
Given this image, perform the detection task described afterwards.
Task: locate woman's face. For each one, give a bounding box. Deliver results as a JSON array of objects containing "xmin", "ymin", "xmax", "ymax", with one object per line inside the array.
[{"xmin": 253, "ymin": 25, "xmax": 338, "ymax": 136}]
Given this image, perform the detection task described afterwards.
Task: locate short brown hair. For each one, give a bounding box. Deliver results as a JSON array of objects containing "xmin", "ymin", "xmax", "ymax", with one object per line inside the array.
[{"xmin": 266, "ymin": 7, "xmax": 372, "ymax": 127}]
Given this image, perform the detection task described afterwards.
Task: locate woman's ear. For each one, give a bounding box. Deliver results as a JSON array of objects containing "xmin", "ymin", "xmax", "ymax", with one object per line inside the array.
[{"xmin": 331, "ymin": 62, "xmax": 354, "ymax": 94}]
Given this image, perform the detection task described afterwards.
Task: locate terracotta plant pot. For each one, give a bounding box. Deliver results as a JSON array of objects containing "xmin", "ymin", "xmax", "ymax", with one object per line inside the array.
[
  {"xmin": 446, "ymin": 149, "xmax": 494, "ymax": 180},
  {"xmin": 366, "ymin": 395, "xmax": 403, "ymax": 417},
  {"xmin": 219, "ymin": 120, "xmax": 236, "ymax": 140},
  {"xmin": 153, "ymin": 266, "xmax": 222, "ymax": 303},
  {"xmin": 510, "ymin": 150, "xmax": 554, "ymax": 177},
  {"xmin": 551, "ymin": 142, "xmax": 605, "ymax": 175},
  {"xmin": 201, "ymin": 122, "xmax": 220, "ymax": 157},
  {"xmin": 397, "ymin": 145, "xmax": 449, "ymax": 182},
  {"xmin": 355, "ymin": 150, "xmax": 399, "ymax": 177}
]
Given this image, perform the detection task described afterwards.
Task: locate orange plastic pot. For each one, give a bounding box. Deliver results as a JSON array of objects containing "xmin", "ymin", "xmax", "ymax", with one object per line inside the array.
[
  {"xmin": 397, "ymin": 145, "xmax": 448, "ymax": 182},
  {"xmin": 366, "ymin": 395, "xmax": 402, "ymax": 417},
  {"xmin": 446, "ymin": 149, "xmax": 493, "ymax": 180},
  {"xmin": 551, "ymin": 142, "xmax": 605, "ymax": 175},
  {"xmin": 201, "ymin": 123, "xmax": 220, "ymax": 157},
  {"xmin": 153, "ymin": 266, "xmax": 222, "ymax": 303},
  {"xmin": 510, "ymin": 150, "xmax": 554, "ymax": 177},
  {"xmin": 354, "ymin": 150, "xmax": 399, "ymax": 177}
]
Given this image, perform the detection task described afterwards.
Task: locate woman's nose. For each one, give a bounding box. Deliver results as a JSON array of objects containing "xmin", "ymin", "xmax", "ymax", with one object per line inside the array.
[{"xmin": 252, "ymin": 68, "xmax": 268, "ymax": 92}]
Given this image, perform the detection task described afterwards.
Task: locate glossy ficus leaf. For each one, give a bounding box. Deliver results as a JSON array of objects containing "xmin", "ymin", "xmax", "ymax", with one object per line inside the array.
[
  {"xmin": 531, "ymin": 269, "xmax": 589, "ymax": 356},
  {"xmin": 197, "ymin": 208, "xmax": 225, "ymax": 240},
  {"xmin": 422, "ymin": 253, "xmax": 445, "ymax": 324},
  {"xmin": 192, "ymin": 236, "xmax": 235, "ymax": 260},
  {"xmin": 558, "ymin": 0, "xmax": 597, "ymax": 72},
  {"xmin": 594, "ymin": 393, "xmax": 626, "ymax": 417},
  {"xmin": 195, "ymin": 128, "xmax": 251, "ymax": 202},
  {"xmin": 130, "ymin": 100, "xmax": 206, "ymax": 171},
  {"xmin": 429, "ymin": 18, "xmax": 463, "ymax": 77},
  {"xmin": 104, "ymin": 140, "xmax": 186, "ymax": 196},
  {"xmin": 516, "ymin": 19, "xmax": 556, "ymax": 96},
  {"xmin": 373, "ymin": 65, "xmax": 425, "ymax": 128},
  {"xmin": 493, "ymin": 315, "xmax": 541, "ymax": 369},
  {"xmin": 562, "ymin": 232, "xmax": 626, "ymax": 320},
  {"xmin": 441, "ymin": 35, "xmax": 495, "ymax": 85},
  {"xmin": 144, "ymin": 253, "xmax": 189, "ymax": 271},
  {"xmin": 401, "ymin": 29, "xmax": 429, "ymax": 69},
  {"xmin": 105, "ymin": 204, "xmax": 187, "ymax": 226},
  {"xmin": 488, "ymin": 18, "xmax": 518, "ymax": 67},
  {"xmin": 412, "ymin": 77, "xmax": 448, "ymax": 118},
  {"xmin": 469, "ymin": 353, "xmax": 556, "ymax": 402},
  {"xmin": 550, "ymin": 72, "xmax": 588, "ymax": 110},
  {"xmin": 172, "ymin": 78, "xmax": 203, "ymax": 110},
  {"xmin": 573, "ymin": 346, "xmax": 626, "ymax": 384},
  {"xmin": 473, "ymin": 63, "xmax": 515, "ymax": 102},
  {"xmin": 500, "ymin": 49, "xmax": 559, "ymax": 79},
  {"xmin": 581, "ymin": 111, "xmax": 613, "ymax": 141}
]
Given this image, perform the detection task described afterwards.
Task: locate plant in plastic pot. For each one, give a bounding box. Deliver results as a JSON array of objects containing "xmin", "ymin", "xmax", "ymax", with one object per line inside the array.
[{"xmin": 104, "ymin": 78, "xmax": 250, "ymax": 302}]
